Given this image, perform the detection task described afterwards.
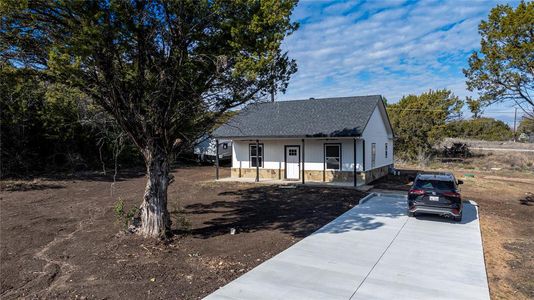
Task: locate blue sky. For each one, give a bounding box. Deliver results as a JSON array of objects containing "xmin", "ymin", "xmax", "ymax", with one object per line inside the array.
[{"xmin": 279, "ymin": 0, "xmax": 522, "ymax": 126}]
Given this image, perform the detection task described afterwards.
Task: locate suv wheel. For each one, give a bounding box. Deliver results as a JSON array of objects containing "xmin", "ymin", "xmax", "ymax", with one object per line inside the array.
[
  {"xmin": 453, "ymin": 214, "xmax": 462, "ymax": 222},
  {"xmin": 408, "ymin": 211, "xmax": 415, "ymax": 217}
]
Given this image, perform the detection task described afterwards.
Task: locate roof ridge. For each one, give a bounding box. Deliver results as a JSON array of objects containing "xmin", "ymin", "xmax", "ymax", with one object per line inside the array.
[{"xmin": 255, "ymin": 95, "xmax": 382, "ymax": 105}]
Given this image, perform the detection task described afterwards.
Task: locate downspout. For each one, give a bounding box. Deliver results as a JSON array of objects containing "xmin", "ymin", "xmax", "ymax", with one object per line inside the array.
[
  {"xmin": 255, "ymin": 139, "xmax": 259, "ymax": 182},
  {"xmin": 215, "ymin": 139, "xmax": 219, "ymax": 180},
  {"xmin": 353, "ymin": 138, "xmax": 357, "ymax": 187},
  {"xmin": 302, "ymin": 139, "xmax": 305, "ymax": 184}
]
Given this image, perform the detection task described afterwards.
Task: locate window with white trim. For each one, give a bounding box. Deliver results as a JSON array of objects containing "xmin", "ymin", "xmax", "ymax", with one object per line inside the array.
[
  {"xmin": 249, "ymin": 144, "xmax": 263, "ymax": 167},
  {"xmin": 325, "ymin": 144, "xmax": 341, "ymax": 170}
]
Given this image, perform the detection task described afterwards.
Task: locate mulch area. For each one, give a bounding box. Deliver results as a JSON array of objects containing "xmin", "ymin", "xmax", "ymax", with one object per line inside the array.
[{"xmin": 1, "ymin": 166, "xmax": 366, "ymax": 299}]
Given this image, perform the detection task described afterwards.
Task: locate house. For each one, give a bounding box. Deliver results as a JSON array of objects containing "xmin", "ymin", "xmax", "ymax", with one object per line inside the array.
[{"xmin": 212, "ymin": 95, "xmax": 394, "ymax": 186}]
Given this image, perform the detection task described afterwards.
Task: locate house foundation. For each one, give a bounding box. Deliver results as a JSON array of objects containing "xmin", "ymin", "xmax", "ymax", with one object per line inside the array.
[{"xmin": 231, "ymin": 164, "xmax": 391, "ymax": 185}]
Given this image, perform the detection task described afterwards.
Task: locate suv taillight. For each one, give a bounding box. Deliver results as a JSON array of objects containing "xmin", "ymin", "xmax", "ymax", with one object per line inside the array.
[
  {"xmin": 409, "ymin": 189, "xmax": 425, "ymax": 195},
  {"xmin": 443, "ymin": 191, "xmax": 461, "ymax": 198}
]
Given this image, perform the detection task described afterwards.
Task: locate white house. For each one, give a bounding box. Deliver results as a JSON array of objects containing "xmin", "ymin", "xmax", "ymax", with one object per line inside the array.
[{"xmin": 212, "ymin": 95, "xmax": 394, "ymax": 186}]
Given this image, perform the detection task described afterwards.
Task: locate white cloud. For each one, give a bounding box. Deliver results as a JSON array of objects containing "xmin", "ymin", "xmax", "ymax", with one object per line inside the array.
[{"xmin": 280, "ymin": 0, "xmax": 520, "ymax": 122}]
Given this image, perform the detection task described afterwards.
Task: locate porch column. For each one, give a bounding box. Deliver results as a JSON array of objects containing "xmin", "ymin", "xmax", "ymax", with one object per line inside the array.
[
  {"xmin": 215, "ymin": 139, "xmax": 219, "ymax": 180},
  {"xmin": 302, "ymin": 139, "xmax": 305, "ymax": 184},
  {"xmin": 353, "ymin": 138, "xmax": 357, "ymax": 187},
  {"xmin": 362, "ymin": 139, "xmax": 366, "ymax": 172},
  {"xmin": 255, "ymin": 139, "xmax": 259, "ymax": 182}
]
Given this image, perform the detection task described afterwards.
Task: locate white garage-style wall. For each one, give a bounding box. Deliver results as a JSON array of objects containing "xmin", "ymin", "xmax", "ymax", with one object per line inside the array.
[{"xmin": 361, "ymin": 103, "xmax": 394, "ymax": 170}]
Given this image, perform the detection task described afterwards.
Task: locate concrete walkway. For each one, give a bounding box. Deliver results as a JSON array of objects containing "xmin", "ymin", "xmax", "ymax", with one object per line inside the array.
[{"xmin": 205, "ymin": 193, "xmax": 490, "ymax": 300}]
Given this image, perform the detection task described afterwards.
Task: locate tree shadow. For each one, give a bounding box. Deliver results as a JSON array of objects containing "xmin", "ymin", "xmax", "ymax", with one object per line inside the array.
[
  {"xmin": 180, "ymin": 185, "xmax": 368, "ymax": 239},
  {"xmin": 371, "ymin": 169, "xmax": 421, "ymax": 191},
  {"xmin": 1, "ymin": 182, "xmax": 65, "ymax": 192},
  {"xmin": 313, "ymin": 196, "xmax": 407, "ymax": 234},
  {"xmin": 2, "ymin": 167, "xmax": 147, "ymax": 183}
]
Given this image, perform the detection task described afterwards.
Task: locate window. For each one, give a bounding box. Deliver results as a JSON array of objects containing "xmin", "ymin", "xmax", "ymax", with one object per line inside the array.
[
  {"xmin": 385, "ymin": 143, "xmax": 388, "ymax": 158},
  {"xmin": 371, "ymin": 143, "xmax": 376, "ymax": 168},
  {"xmin": 414, "ymin": 179, "xmax": 455, "ymax": 190},
  {"xmin": 249, "ymin": 144, "xmax": 263, "ymax": 167},
  {"xmin": 325, "ymin": 144, "xmax": 341, "ymax": 170},
  {"xmin": 288, "ymin": 149, "xmax": 297, "ymax": 156}
]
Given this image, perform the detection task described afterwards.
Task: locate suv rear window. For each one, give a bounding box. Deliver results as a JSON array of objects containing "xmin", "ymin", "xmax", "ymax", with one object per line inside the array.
[{"xmin": 414, "ymin": 179, "xmax": 455, "ymax": 190}]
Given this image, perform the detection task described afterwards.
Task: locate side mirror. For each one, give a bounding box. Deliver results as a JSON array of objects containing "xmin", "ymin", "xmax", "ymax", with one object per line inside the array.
[{"xmin": 457, "ymin": 180, "xmax": 464, "ymax": 185}]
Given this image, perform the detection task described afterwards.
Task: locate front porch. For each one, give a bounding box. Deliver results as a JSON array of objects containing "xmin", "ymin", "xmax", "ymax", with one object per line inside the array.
[
  {"xmin": 215, "ymin": 176, "xmax": 374, "ymax": 191},
  {"xmin": 216, "ymin": 137, "xmax": 369, "ymax": 186}
]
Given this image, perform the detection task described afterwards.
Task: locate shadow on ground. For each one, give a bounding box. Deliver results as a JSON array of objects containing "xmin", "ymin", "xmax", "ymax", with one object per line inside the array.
[
  {"xmin": 1, "ymin": 182, "xmax": 65, "ymax": 192},
  {"xmin": 181, "ymin": 185, "xmax": 368, "ymax": 239},
  {"xmin": 318, "ymin": 196, "xmax": 408, "ymax": 234},
  {"xmin": 414, "ymin": 200, "xmax": 478, "ymax": 225}
]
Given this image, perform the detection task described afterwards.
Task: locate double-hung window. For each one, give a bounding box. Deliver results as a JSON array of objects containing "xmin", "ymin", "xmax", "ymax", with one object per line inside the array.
[
  {"xmin": 325, "ymin": 144, "xmax": 341, "ymax": 170},
  {"xmin": 250, "ymin": 144, "xmax": 263, "ymax": 167}
]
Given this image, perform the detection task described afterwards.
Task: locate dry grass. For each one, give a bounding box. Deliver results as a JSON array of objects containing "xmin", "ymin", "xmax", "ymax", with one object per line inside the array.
[
  {"xmin": 442, "ymin": 138, "xmax": 534, "ymax": 150},
  {"xmin": 429, "ymin": 151, "xmax": 534, "ymax": 174}
]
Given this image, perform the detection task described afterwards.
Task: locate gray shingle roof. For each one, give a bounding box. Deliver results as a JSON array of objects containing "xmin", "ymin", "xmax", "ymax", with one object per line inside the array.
[{"xmin": 213, "ymin": 95, "xmax": 382, "ymax": 138}]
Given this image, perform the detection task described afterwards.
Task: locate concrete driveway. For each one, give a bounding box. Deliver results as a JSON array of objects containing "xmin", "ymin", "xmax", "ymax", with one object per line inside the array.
[{"xmin": 205, "ymin": 193, "xmax": 490, "ymax": 300}]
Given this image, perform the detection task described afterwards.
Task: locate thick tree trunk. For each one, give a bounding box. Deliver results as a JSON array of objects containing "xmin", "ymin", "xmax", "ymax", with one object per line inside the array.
[{"xmin": 138, "ymin": 149, "xmax": 171, "ymax": 238}]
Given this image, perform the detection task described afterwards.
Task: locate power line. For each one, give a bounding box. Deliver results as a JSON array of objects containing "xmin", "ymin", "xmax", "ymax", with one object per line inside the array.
[{"xmin": 386, "ymin": 108, "xmax": 520, "ymax": 114}]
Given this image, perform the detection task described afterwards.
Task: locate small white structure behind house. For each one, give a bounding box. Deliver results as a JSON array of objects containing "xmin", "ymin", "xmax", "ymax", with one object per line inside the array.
[
  {"xmin": 213, "ymin": 96, "xmax": 394, "ymax": 186},
  {"xmin": 194, "ymin": 136, "xmax": 232, "ymax": 163}
]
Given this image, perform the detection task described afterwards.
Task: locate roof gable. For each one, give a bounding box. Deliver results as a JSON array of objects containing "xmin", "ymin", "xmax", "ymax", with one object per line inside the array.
[{"xmin": 213, "ymin": 95, "xmax": 382, "ymax": 138}]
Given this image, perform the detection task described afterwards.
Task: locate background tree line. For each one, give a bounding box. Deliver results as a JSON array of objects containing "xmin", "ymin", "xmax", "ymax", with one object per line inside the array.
[
  {"xmin": 385, "ymin": 89, "xmax": 522, "ymax": 160},
  {"xmin": 1, "ymin": 66, "xmax": 142, "ymax": 177}
]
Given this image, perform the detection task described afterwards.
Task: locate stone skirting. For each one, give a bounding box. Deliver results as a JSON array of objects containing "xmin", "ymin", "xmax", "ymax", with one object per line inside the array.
[
  {"xmin": 364, "ymin": 164, "xmax": 390, "ymax": 183},
  {"xmin": 231, "ymin": 167, "xmax": 283, "ymax": 180},
  {"xmin": 231, "ymin": 164, "xmax": 392, "ymax": 184}
]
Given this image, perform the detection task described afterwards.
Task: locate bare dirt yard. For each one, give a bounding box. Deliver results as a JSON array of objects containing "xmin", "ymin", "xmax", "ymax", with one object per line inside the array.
[
  {"xmin": 0, "ymin": 166, "xmax": 366, "ymax": 299},
  {"xmin": 374, "ymin": 164, "xmax": 534, "ymax": 300}
]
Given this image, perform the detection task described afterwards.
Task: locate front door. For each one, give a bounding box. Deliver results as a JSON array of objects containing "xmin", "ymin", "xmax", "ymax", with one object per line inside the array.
[{"xmin": 285, "ymin": 146, "xmax": 300, "ymax": 180}]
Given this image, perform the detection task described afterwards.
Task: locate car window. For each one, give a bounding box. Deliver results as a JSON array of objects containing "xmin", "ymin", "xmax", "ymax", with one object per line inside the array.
[{"xmin": 414, "ymin": 179, "xmax": 455, "ymax": 190}]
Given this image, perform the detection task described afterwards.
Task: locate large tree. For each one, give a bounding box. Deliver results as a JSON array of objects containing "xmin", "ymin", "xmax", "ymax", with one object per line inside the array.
[
  {"xmin": 518, "ymin": 115, "xmax": 534, "ymax": 135},
  {"xmin": 387, "ymin": 89, "xmax": 463, "ymax": 160},
  {"xmin": 464, "ymin": 1, "xmax": 534, "ymax": 117},
  {"xmin": 1, "ymin": 0, "xmax": 298, "ymax": 238}
]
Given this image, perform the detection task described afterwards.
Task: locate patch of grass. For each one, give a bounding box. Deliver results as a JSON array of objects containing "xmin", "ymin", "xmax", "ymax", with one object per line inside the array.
[
  {"xmin": 113, "ymin": 198, "xmax": 139, "ymax": 229},
  {"xmin": 170, "ymin": 202, "xmax": 192, "ymax": 232}
]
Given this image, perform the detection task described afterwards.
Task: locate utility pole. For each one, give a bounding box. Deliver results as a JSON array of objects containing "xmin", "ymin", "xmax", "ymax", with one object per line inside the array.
[
  {"xmin": 270, "ymin": 65, "xmax": 275, "ymax": 102},
  {"xmin": 513, "ymin": 107, "xmax": 518, "ymax": 142},
  {"xmin": 270, "ymin": 52, "xmax": 276, "ymax": 102}
]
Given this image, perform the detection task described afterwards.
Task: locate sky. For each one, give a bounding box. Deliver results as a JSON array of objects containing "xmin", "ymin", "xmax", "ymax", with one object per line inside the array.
[{"xmin": 279, "ymin": 0, "xmax": 523, "ymax": 126}]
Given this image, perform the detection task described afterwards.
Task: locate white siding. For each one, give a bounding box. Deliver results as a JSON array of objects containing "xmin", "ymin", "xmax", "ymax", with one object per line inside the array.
[
  {"xmin": 362, "ymin": 105, "xmax": 394, "ymax": 170},
  {"xmin": 232, "ymin": 139, "xmax": 364, "ymax": 172}
]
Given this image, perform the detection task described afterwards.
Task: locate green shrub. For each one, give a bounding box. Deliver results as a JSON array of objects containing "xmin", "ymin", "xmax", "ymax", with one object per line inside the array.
[
  {"xmin": 445, "ymin": 118, "xmax": 512, "ymax": 141},
  {"xmin": 113, "ymin": 198, "xmax": 139, "ymax": 229}
]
